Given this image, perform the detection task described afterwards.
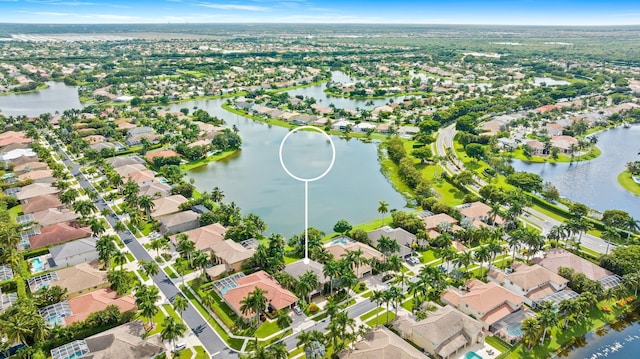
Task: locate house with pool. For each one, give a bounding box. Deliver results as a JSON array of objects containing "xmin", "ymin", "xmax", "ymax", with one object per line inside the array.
[{"xmin": 325, "ymin": 238, "xmax": 384, "ymax": 278}]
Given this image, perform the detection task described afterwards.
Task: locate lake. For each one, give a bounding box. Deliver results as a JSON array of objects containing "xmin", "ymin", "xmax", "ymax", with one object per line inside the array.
[
  {"xmin": 170, "ymin": 97, "xmax": 408, "ymax": 237},
  {"xmin": 0, "ymin": 81, "xmax": 82, "ymax": 117},
  {"xmin": 562, "ymin": 308, "xmax": 640, "ymax": 359},
  {"xmin": 509, "ymin": 124, "xmax": 640, "ymax": 219}
]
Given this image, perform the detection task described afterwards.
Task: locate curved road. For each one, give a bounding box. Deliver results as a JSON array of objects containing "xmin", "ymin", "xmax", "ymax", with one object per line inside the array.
[
  {"xmin": 434, "ymin": 124, "xmax": 613, "ymax": 254},
  {"xmin": 56, "ymin": 146, "xmax": 237, "ymax": 358}
]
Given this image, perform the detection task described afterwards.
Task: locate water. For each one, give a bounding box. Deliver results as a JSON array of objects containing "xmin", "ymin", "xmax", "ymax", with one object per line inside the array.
[
  {"xmin": 31, "ymin": 257, "xmax": 44, "ymax": 272},
  {"xmin": 532, "ymin": 77, "xmax": 571, "ymax": 86},
  {"xmin": 171, "ymin": 98, "xmax": 407, "ymax": 237},
  {"xmin": 464, "ymin": 351, "xmax": 482, "ymax": 359},
  {"xmin": 506, "ymin": 323, "xmax": 523, "ymax": 337},
  {"xmin": 0, "ymin": 81, "xmax": 82, "ymax": 117},
  {"xmin": 562, "ymin": 309, "xmax": 640, "ymax": 358},
  {"xmin": 509, "ymin": 124, "xmax": 640, "ymax": 219}
]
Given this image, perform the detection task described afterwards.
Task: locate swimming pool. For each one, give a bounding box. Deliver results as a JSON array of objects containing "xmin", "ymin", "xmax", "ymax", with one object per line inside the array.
[
  {"xmin": 31, "ymin": 257, "xmax": 44, "ymax": 272},
  {"xmin": 331, "ymin": 238, "xmax": 351, "ymax": 246},
  {"xmin": 219, "ymin": 285, "xmax": 235, "ymax": 295},
  {"xmin": 506, "ymin": 323, "xmax": 523, "ymax": 337},
  {"xmin": 465, "ymin": 351, "xmax": 482, "ymax": 359}
]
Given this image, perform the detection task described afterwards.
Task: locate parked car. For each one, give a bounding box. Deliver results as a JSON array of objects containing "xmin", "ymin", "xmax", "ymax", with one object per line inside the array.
[
  {"xmin": 406, "ymin": 256, "xmax": 420, "ymax": 265},
  {"xmin": 175, "ymin": 342, "xmax": 186, "ymax": 351},
  {"xmin": 293, "ymin": 305, "xmax": 303, "ymax": 315}
]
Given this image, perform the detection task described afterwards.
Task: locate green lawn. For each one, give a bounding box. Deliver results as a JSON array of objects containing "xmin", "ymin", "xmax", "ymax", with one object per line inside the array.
[
  {"xmin": 618, "ymin": 170, "xmax": 640, "ymax": 196},
  {"xmin": 365, "ymin": 311, "xmax": 396, "ymax": 327},
  {"xmin": 194, "ymin": 346, "xmax": 208, "ymax": 359},
  {"xmin": 125, "ymin": 252, "xmax": 135, "ymax": 262},
  {"xmin": 8, "ymin": 205, "xmax": 22, "ymax": 221},
  {"xmin": 254, "ymin": 320, "xmax": 281, "ymax": 338},
  {"xmin": 165, "ymin": 266, "xmax": 178, "ymax": 279},
  {"xmin": 137, "ymin": 270, "xmax": 149, "ymax": 281},
  {"xmin": 196, "ymin": 288, "xmax": 238, "ymax": 330},
  {"xmin": 486, "ymin": 335, "xmax": 512, "ymax": 353},
  {"xmin": 163, "ymin": 304, "xmax": 181, "ymax": 322},
  {"xmin": 177, "ymin": 348, "xmax": 192, "ymax": 359},
  {"xmin": 360, "ymin": 307, "xmax": 384, "ymax": 322},
  {"xmin": 181, "ymin": 149, "xmax": 239, "ymax": 171},
  {"xmin": 181, "ymin": 285, "xmax": 245, "ymax": 350}
]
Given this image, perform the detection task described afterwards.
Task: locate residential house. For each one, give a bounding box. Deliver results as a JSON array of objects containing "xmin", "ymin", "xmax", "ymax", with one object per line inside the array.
[
  {"xmin": 457, "ymin": 201, "xmax": 503, "ymax": 226},
  {"xmin": 488, "ymin": 262, "xmax": 571, "ymax": 306},
  {"xmin": 125, "ymin": 134, "xmax": 160, "ymax": 147},
  {"xmin": 205, "ymin": 240, "xmax": 254, "ymax": 278},
  {"xmin": 21, "ymin": 194, "xmax": 64, "ymax": 214},
  {"xmin": 393, "ymin": 305, "xmax": 485, "ymax": 359},
  {"xmin": 169, "ymin": 223, "xmax": 227, "ymax": 252},
  {"xmin": 114, "ymin": 163, "xmax": 147, "ymax": 178},
  {"xmin": 540, "ymin": 123, "xmax": 563, "ymax": 136},
  {"xmin": 145, "ymin": 149, "xmax": 180, "ymax": 163},
  {"xmin": 479, "ymin": 119, "xmax": 506, "ymax": 136},
  {"xmin": 0, "ymin": 131, "xmax": 32, "ymax": 147},
  {"xmin": 218, "ymin": 271, "xmax": 297, "ymax": 321},
  {"xmin": 422, "ymin": 213, "xmax": 463, "ymax": 233},
  {"xmin": 158, "ymin": 211, "xmax": 200, "ymax": 234},
  {"xmin": 48, "ymin": 237, "xmax": 98, "ymax": 268},
  {"xmin": 367, "ymin": 226, "xmax": 417, "ymax": 258},
  {"xmin": 50, "ymin": 321, "xmax": 163, "ymax": 359},
  {"xmin": 29, "ymin": 261, "xmax": 106, "ymax": 295},
  {"xmin": 441, "ymin": 279, "xmax": 525, "ymax": 326},
  {"xmin": 533, "ymin": 248, "xmax": 621, "ymax": 289},
  {"xmin": 33, "ymin": 208, "xmax": 79, "ymax": 227},
  {"xmin": 126, "ymin": 170, "xmax": 157, "ymax": 187},
  {"xmin": 283, "ymin": 259, "xmax": 329, "ymax": 297},
  {"xmin": 332, "ymin": 120, "xmax": 354, "ymax": 131},
  {"xmin": 64, "ymin": 289, "xmax": 136, "ymax": 325},
  {"xmin": 525, "ymin": 140, "xmax": 545, "ymax": 156},
  {"xmin": 550, "ymin": 135, "xmax": 579, "ymax": 154},
  {"xmin": 28, "ymin": 222, "xmax": 92, "ymax": 250},
  {"xmin": 150, "ymin": 194, "xmax": 188, "ymax": 219},
  {"xmin": 16, "ymin": 183, "xmax": 60, "ymax": 201},
  {"xmin": 126, "ymin": 126, "xmax": 154, "ymax": 138},
  {"xmin": 18, "ymin": 169, "xmax": 54, "ymax": 183},
  {"xmin": 354, "ymin": 122, "xmax": 377, "ymax": 134},
  {"xmin": 106, "ymin": 156, "xmax": 145, "ymax": 168},
  {"xmin": 14, "ymin": 161, "xmax": 48, "ymax": 174},
  {"xmin": 1, "ymin": 148, "xmax": 36, "ymax": 162},
  {"xmin": 325, "ymin": 240, "xmax": 384, "ymax": 278},
  {"xmin": 138, "ymin": 182, "xmax": 171, "ymax": 199},
  {"xmin": 2, "ymin": 142, "xmax": 32, "ymax": 153},
  {"xmin": 337, "ymin": 326, "xmax": 429, "ymax": 359}
]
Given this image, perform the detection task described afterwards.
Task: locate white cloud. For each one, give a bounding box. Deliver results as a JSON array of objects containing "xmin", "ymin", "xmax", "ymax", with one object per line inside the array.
[{"xmin": 196, "ymin": 2, "xmax": 269, "ymax": 11}]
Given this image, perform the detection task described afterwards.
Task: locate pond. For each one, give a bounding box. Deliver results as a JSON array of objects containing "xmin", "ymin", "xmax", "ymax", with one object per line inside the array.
[
  {"xmin": 170, "ymin": 97, "xmax": 408, "ymax": 237},
  {"xmin": 561, "ymin": 308, "xmax": 640, "ymax": 358},
  {"xmin": 0, "ymin": 81, "xmax": 82, "ymax": 117},
  {"xmin": 532, "ymin": 77, "xmax": 571, "ymax": 86},
  {"xmin": 509, "ymin": 124, "xmax": 640, "ymax": 219}
]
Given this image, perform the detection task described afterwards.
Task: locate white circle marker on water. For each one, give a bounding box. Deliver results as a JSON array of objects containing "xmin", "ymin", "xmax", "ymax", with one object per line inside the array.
[{"xmin": 279, "ymin": 126, "xmax": 336, "ymax": 264}]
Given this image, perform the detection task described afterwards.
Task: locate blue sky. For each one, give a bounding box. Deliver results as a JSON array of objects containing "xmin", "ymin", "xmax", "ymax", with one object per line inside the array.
[{"xmin": 1, "ymin": 0, "xmax": 639, "ymax": 25}]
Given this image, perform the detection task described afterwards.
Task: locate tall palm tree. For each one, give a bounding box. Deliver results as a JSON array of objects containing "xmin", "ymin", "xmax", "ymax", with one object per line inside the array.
[
  {"xmin": 161, "ymin": 316, "xmax": 187, "ymax": 358},
  {"xmin": 240, "ymin": 287, "xmax": 268, "ymax": 328},
  {"xmin": 96, "ymin": 236, "xmax": 117, "ymax": 269},
  {"xmin": 521, "ymin": 317, "xmax": 542, "ymax": 350},
  {"xmin": 296, "ymin": 330, "xmax": 325, "ymax": 359},
  {"xmin": 89, "ymin": 217, "xmax": 107, "ymax": 237},
  {"xmin": 370, "ymin": 290, "xmax": 385, "ymax": 326},
  {"xmin": 344, "ymin": 248, "xmax": 367, "ymax": 278},
  {"xmin": 474, "ymin": 246, "xmax": 491, "ymax": 277},
  {"xmin": 140, "ymin": 259, "xmax": 159, "ymax": 278},
  {"xmin": 377, "ymin": 200, "xmax": 389, "ymax": 225},
  {"xmin": 558, "ymin": 298, "xmax": 578, "ymax": 329},
  {"xmin": 72, "ymin": 199, "xmax": 97, "ymax": 217},
  {"xmin": 507, "ymin": 230, "xmax": 524, "ymax": 265},
  {"xmin": 322, "ymin": 260, "xmax": 341, "ymax": 295},
  {"xmin": 537, "ymin": 302, "xmax": 558, "ymax": 343},
  {"xmin": 622, "ymin": 272, "xmax": 640, "ymax": 296},
  {"xmin": 176, "ymin": 237, "xmax": 196, "ymax": 263},
  {"xmin": 453, "ymin": 251, "xmax": 474, "ymax": 275},
  {"xmin": 602, "ymin": 226, "xmax": 621, "ymax": 255},
  {"xmin": 114, "ymin": 220, "xmax": 127, "ymax": 233},
  {"xmin": 138, "ymin": 195, "xmax": 155, "ymax": 217},
  {"xmin": 340, "ymin": 270, "xmax": 358, "ymax": 302},
  {"xmin": 547, "ymin": 225, "xmax": 564, "ymax": 248},
  {"xmin": 269, "ymin": 341, "xmax": 288, "ymax": 359},
  {"xmin": 172, "ymin": 295, "xmax": 189, "ymax": 319},
  {"xmin": 298, "ymin": 271, "xmax": 319, "ymax": 303},
  {"xmin": 112, "ymin": 250, "xmax": 128, "ymax": 270}
]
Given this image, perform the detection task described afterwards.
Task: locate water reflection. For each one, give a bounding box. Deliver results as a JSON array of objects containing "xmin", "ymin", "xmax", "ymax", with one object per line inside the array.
[{"xmin": 0, "ymin": 81, "xmax": 83, "ymax": 117}]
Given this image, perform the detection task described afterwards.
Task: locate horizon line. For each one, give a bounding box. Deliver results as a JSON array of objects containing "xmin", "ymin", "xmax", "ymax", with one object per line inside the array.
[{"xmin": 2, "ymin": 22, "xmax": 640, "ymax": 27}]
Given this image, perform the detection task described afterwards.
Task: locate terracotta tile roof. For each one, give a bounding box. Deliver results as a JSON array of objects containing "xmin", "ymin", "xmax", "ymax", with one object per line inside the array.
[
  {"xmin": 169, "ymin": 223, "xmax": 226, "ymax": 252},
  {"xmin": 223, "ymin": 270, "xmax": 297, "ymax": 317},
  {"xmin": 28, "ymin": 222, "xmax": 92, "ymax": 249},
  {"xmin": 127, "ymin": 170, "xmax": 156, "ymax": 185},
  {"xmin": 442, "ymin": 280, "xmax": 524, "ymax": 325},
  {"xmin": 423, "ymin": 213, "xmax": 458, "ymax": 230},
  {"xmin": 13, "ymin": 161, "xmax": 48, "ymax": 174},
  {"xmin": 33, "ymin": 208, "xmax": 79, "ymax": 227},
  {"xmin": 338, "ymin": 326, "xmax": 429, "ymax": 359},
  {"xmin": 145, "ymin": 150, "xmax": 180, "ymax": 162},
  {"xmin": 458, "ymin": 201, "xmax": 491, "ymax": 220},
  {"xmin": 326, "ymin": 241, "xmax": 384, "ymax": 263},
  {"xmin": 66, "ymin": 289, "xmax": 136, "ymax": 325},
  {"xmin": 501, "ymin": 262, "xmax": 568, "ymax": 292},
  {"xmin": 114, "ymin": 163, "xmax": 147, "ymax": 177},
  {"xmin": 151, "ymin": 194, "xmax": 188, "ymax": 219},
  {"xmin": 533, "ymin": 248, "xmax": 613, "ymax": 281},
  {"xmin": 21, "ymin": 194, "xmax": 63, "ymax": 214}
]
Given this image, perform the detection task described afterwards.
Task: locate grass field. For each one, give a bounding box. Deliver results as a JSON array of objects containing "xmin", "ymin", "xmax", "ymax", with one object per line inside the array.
[{"xmin": 618, "ymin": 170, "xmax": 640, "ymax": 196}]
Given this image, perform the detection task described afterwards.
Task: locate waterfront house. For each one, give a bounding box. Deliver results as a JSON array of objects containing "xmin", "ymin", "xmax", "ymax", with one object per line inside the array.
[
  {"xmin": 367, "ymin": 226, "xmax": 417, "ymax": 257},
  {"xmin": 170, "ymin": 223, "xmax": 227, "ymax": 252},
  {"xmin": 441, "ymin": 279, "xmax": 525, "ymax": 326},
  {"xmin": 337, "ymin": 326, "xmax": 429, "ymax": 359},
  {"xmin": 488, "ymin": 262, "xmax": 570, "ymax": 306},
  {"xmin": 150, "ymin": 194, "xmax": 188, "ymax": 219},
  {"xmin": 533, "ymin": 248, "xmax": 621, "ymax": 289},
  {"xmin": 283, "ymin": 259, "xmax": 329, "ymax": 297},
  {"xmin": 393, "ymin": 305, "xmax": 485, "ymax": 359},
  {"xmin": 158, "ymin": 211, "xmax": 200, "ymax": 234},
  {"xmin": 325, "ymin": 240, "xmax": 384, "ymax": 278}
]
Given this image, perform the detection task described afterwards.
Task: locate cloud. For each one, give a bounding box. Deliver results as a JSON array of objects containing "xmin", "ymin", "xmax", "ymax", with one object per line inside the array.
[{"xmin": 196, "ymin": 2, "xmax": 269, "ymax": 11}]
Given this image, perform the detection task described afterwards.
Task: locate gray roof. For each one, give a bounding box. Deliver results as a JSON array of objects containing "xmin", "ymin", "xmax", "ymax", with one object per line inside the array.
[
  {"xmin": 283, "ymin": 259, "xmax": 328, "ymax": 283},
  {"xmin": 160, "ymin": 210, "xmax": 199, "ymax": 227},
  {"xmin": 49, "ymin": 237, "xmax": 97, "ymax": 261},
  {"xmin": 367, "ymin": 226, "xmax": 416, "ymax": 247},
  {"xmin": 83, "ymin": 321, "xmax": 164, "ymax": 359},
  {"xmin": 106, "ymin": 156, "xmax": 145, "ymax": 168}
]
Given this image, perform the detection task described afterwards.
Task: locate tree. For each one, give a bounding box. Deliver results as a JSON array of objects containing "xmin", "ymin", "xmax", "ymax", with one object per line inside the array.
[
  {"xmin": 412, "ymin": 146, "xmax": 433, "ymax": 163},
  {"xmin": 474, "ymin": 246, "xmax": 492, "ymax": 277},
  {"xmin": 107, "ymin": 269, "xmax": 132, "ymax": 295},
  {"xmin": 298, "ymin": 270, "xmax": 319, "ymax": 304},
  {"xmin": 140, "ymin": 259, "xmax": 159, "ymax": 278},
  {"xmin": 297, "ymin": 330, "xmax": 326, "ymax": 359},
  {"xmin": 161, "ymin": 316, "xmax": 187, "ymax": 358},
  {"xmin": 276, "ymin": 309, "xmax": 292, "ymax": 329},
  {"xmin": 506, "ymin": 172, "xmax": 543, "ymax": 193},
  {"xmin": 622, "ymin": 272, "xmax": 640, "ymax": 296},
  {"xmin": 521, "ymin": 317, "xmax": 543, "ymax": 349},
  {"xmin": 537, "ymin": 302, "xmax": 558, "ymax": 343},
  {"xmin": 377, "ymin": 200, "xmax": 389, "ymax": 225},
  {"xmin": 112, "ymin": 250, "xmax": 128, "ymax": 270},
  {"xmin": 172, "ymin": 295, "xmax": 189, "ymax": 319},
  {"xmin": 96, "ymin": 236, "xmax": 117, "ymax": 269},
  {"xmin": 370, "ymin": 290, "xmax": 385, "ymax": 327},
  {"xmin": 323, "ymin": 260, "xmax": 340, "ymax": 295},
  {"xmin": 72, "ymin": 199, "xmax": 97, "ymax": 217},
  {"xmin": 89, "ymin": 217, "xmax": 107, "ymax": 237},
  {"xmin": 465, "ymin": 143, "xmax": 485, "ymax": 161},
  {"xmin": 138, "ymin": 195, "xmax": 155, "ymax": 217},
  {"xmin": 240, "ymin": 287, "xmax": 268, "ymax": 328},
  {"xmin": 333, "ymin": 219, "xmax": 352, "ymax": 238}
]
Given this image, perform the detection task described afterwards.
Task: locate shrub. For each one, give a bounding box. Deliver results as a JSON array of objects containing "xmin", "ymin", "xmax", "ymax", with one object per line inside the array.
[{"xmin": 308, "ymin": 302, "xmax": 319, "ymax": 313}]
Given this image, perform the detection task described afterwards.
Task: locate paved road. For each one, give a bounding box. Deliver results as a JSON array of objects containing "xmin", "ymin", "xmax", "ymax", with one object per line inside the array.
[
  {"xmin": 57, "ymin": 148, "xmax": 237, "ymax": 358},
  {"xmin": 282, "ymin": 298, "xmax": 377, "ymax": 351},
  {"xmin": 434, "ymin": 125, "xmax": 613, "ymax": 254}
]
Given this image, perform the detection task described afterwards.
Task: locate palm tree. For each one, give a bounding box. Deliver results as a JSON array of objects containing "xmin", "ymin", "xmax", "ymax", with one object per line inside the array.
[
  {"xmin": 276, "ymin": 309, "xmax": 292, "ymax": 329},
  {"xmin": 602, "ymin": 226, "xmax": 621, "ymax": 255},
  {"xmin": 393, "ymin": 271, "xmax": 410, "ymax": 293},
  {"xmin": 340, "ymin": 270, "xmax": 358, "ymax": 302},
  {"xmin": 89, "ymin": 217, "xmax": 107, "ymax": 237},
  {"xmin": 453, "ymin": 251, "xmax": 474, "ymax": 275},
  {"xmin": 140, "ymin": 259, "xmax": 159, "ymax": 278},
  {"xmin": 240, "ymin": 287, "xmax": 268, "ymax": 328},
  {"xmin": 558, "ymin": 298, "xmax": 578, "ymax": 329},
  {"xmin": 192, "ymin": 250, "xmax": 209, "ymax": 276},
  {"xmin": 172, "ymin": 295, "xmax": 189, "ymax": 319},
  {"xmin": 149, "ymin": 237, "xmax": 168, "ymax": 258},
  {"xmin": 537, "ymin": 302, "xmax": 558, "ymax": 343},
  {"xmin": 112, "ymin": 250, "xmax": 128, "ymax": 270},
  {"xmin": 211, "ymin": 186, "xmax": 225, "ymax": 203},
  {"xmin": 377, "ymin": 200, "xmax": 389, "ymax": 225},
  {"xmin": 296, "ymin": 330, "xmax": 325, "ymax": 359},
  {"xmin": 269, "ymin": 341, "xmax": 288, "ymax": 359},
  {"xmin": 60, "ymin": 188, "xmax": 79, "ymax": 206},
  {"xmin": 622, "ymin": 272, "xmax": 640, "ymax": 296},
  {"xmin": 138, "ymin": 195, "xmax": 155, "ymax": 217},
  {"xmin": 96, "ymin": 236, "xmax": 117, "ymax": 269},
  {"xmin": 370, "ymin": 290, "xmax": 385, "ymax": 326},
  {"xmin": 547, "ymin": 225, "xmax": 564, "ymax": 248},
  {"xmin": 344, "ymin": 248, "xmax": 367, "ymax": 278},
  {"xmin": 440, "ymin": 246, "xmax": 457, "ymax": 270},
  {"xmin": 377, "ymin": 236, "xmax": 400, "ymax": 261},
  {"xmin": 298, "ymin": 270, "xmax": 319, "ymax": 303},
  {"xmin": 114, "ymin": 220, "xmax": 127, "ymax": 233},
  {"xmin": 72, "ymin": 199, "xmax": 97, "ymax": 217},
  {"xmin": 176, "ymin": 237, "xmax": 196, "ymax": 263},
  {"xmin": 521, "ymin": 317, "xmax": 542, "ymax": 349},
  {"xmin": 507, "ymin": 230, "xmax": 524, "ymax": 265},
  {"xmin": 161, "ymin": 316, "xmax": 187, "ymax": 358},
  {"xmin": 474, "ymin": 246, "xmax": 491, "ymax": 277},
  {"xmin": 486, "ymin": 239, "xmax": 502, "ymax": 268}
]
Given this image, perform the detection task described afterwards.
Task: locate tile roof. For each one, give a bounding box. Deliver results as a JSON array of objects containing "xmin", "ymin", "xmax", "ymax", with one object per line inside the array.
[
  {"xmin": 28, "ymin": 222, "xmax": 92, "ymax": 249},
  {"xmin": 17, "ymin": 169, "xmax": 53, "ymax": 182},
  {"xmin": 151, "ymin": 194, "xmax": 188, "ymax": 218},
  {"xmin": 211, "ymin": 240, "xmax": 254, "ymax": 266},
  {"xmin": 284, "ymin": 259, "xmax": 328, "ymax": 283},
  {"xmin": 533, "ymin": 248, "xmax": 613, "ymax": 281},
  {"xmin": 325, "ymin": 241, "xmax": 384, "ymax": 263},
  {"xmin": 170, "ymin": 223, "xmax": 227, "ymax": 252},
  {"xmin": 16, "ymin": 183, "xmax": 60, "ymax": 200},
  {"xmin": 66, "ymin": 289, "xmax": 136, "ymax": 325},
  {"xmin": 33, "ymin": 207, "xmax": 79, "ymax": 227},
  {"xmin": 338, "ymin": 326, "xmax": 429, "ymax": 359},
  {"xmin": 21, "ymin": 194, "xmax": 64, "ymax": 214},
  {"xmin": 442, "ymin": 280, "xmax": 524, "ymax": 325},
  {"xmin": 55, "ymin": 261, "xmax": 107, "ymax": 294},
  {"xmin": 491, "ymin": 262, "xmax": 568, "ymax": 292},
  {"xmin": 82, "ymin": 321, "xmax": 164, "ymax": 359},
  {"xmin": 223, "ymin": 270, "xmax": 297, "ymax": 317},
  {"xmin": 423, "ymin": 213, "xmax": 458, "ymax": 230}
]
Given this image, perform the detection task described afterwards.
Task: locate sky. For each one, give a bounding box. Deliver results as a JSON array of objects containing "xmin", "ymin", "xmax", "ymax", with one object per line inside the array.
[{"xmin": 1, "ymin": 0, "xmax": 640, "ymax": 26}]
